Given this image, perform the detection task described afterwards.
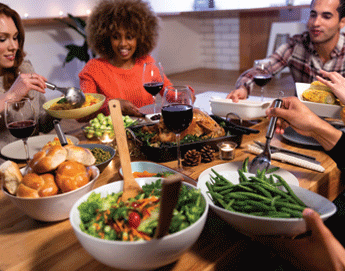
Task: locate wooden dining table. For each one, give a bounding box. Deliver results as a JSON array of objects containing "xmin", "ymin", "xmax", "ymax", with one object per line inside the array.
[{"xmin": 1, "ymin": 117, "xmax": 344, "ymax": 271}]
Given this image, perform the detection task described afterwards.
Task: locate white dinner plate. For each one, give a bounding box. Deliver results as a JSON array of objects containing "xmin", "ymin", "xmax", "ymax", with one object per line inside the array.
[
  {"xmin": 197, "ymin": 161, "xmax": 299, "ymax": 206},
  {"xmin": 1, "ymin": 134, "xmax": 79, "ymax": 160},
  {"xmin": 295, "ymin": 82, "xmax": 342, "ymax": 119}
]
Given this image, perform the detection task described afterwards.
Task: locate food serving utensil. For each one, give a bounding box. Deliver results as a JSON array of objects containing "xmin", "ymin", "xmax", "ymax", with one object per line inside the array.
[
  {"xmin": 249, "ymin": 98, "xmax": 282, "ymax": 173},
  {"xmin": 46, "ymin": 82, "xmax": 86, "ymax": 107},
  {"xmin": 108, "ymin": 99, "xmax": 143, "ymax": 201},
  {"xmin": 53, "ymin": 120, "xmax": 68, "ymax": 146},
  {"xmin": 155, "ymin": 174, "xmax": 183, "ymax": 239}
]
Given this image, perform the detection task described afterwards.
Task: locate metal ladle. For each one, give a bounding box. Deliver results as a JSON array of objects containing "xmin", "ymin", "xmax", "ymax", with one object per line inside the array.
[
  {"xmin": 45, "ymin": 82, "xmax": 86, "ymax": 107},
  {"xmin": 248, "ymin": 98, "xmax": 282, "ymax": 174}
]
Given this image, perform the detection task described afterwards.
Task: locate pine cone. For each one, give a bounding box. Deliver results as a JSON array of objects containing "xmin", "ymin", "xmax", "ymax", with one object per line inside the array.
[
  {"xmin": 183, "ymin": 149, "xmax": 201, "ymax": 167},
  {"xmin": 200, "ymin": 145, "xmax": 215, "ymax": 163}
]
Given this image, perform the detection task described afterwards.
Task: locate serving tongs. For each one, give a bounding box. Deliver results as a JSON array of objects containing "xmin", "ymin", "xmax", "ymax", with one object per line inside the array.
[
  {"xmin": 45, "ymin": 82, "xmax": 86, "ymax": 108},
  {"xmin": 109, "ymin": 99, "xmax": 143, "ymax": 201},
  {"xmin": 249, "ymin": 99, "xmax": 282, "ymax": 173}
]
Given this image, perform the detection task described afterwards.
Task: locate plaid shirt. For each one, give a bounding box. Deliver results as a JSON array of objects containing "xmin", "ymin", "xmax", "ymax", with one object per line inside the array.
[{"xmin": 236, "ymin": 31, "xmax": 345, "ymax": 95}]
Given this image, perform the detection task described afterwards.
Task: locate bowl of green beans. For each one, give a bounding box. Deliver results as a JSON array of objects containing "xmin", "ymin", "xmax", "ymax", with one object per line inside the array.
[
  {"xmin": 77, "ymin": 144, "xmax": 115, "ymax": 173},
  {"xmin": 197, "ymin": 159, "xmax": 337, "ymax": 237}
]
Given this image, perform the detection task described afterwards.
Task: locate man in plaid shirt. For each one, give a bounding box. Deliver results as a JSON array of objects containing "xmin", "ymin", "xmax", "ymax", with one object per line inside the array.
[{"xmin": 227, "ymin": 0, "xmax": 345, "ymax": 102}]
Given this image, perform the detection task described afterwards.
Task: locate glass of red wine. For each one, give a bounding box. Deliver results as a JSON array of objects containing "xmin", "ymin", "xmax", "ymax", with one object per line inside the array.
[
  {"xmin": 5, "ymin": 98, "xmax": 37, "ymax": 168},
  {"xmin": 253, "ymin": 59, "xmax": 272, "ymax": 101},
  {"xmin": 161, "ymin": 86, "xmax": 193, "ymax": 171},
  {"xmin": 143, "ymin": 62, "xmax": 164, "ymax": 114}
]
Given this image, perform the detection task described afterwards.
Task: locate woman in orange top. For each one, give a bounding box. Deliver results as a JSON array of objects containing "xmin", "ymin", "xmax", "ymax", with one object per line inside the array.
[{"xmin": 79, "ymin": 0, "xmax": 173, "ymax": 117}]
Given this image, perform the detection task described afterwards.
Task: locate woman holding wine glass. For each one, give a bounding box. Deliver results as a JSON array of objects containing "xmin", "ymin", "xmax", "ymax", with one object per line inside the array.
[
  {"xmin": 0, "ymin": 3, "xmax": 55, "ymax": 163},
  {"xmin": 162, "ymin": 86, "xmax": 194, "ymax": 171},
  {"xmin": 79, "ymin": 0, "xmax": 173, "ymax": 118}
]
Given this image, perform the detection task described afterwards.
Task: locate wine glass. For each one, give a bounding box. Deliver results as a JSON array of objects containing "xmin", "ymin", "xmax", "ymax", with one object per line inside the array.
[
  {"xmin": 5, "ymin": 98, "xmax": 37, "ymax": 170},
  {"xmin": 143, "ymin": 62, "xmax": 164, "ymax": 114},
  {"xmin": 253, "ymin": 59, "xmax": 272, "ymax": 101},
  {"xmin": 161, "ymin": 86, "xmax": 193, "ymax": 171}
]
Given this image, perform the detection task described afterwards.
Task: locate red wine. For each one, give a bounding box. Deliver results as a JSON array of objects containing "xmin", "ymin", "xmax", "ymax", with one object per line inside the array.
[
  {"xmin": 161, "ymin": 104, "xmax": 193, "ymax": 134},
  {"xmin": 143, "ymin": 82, "xmax": 163, "ymax": 96},
  {"xmin": 253, "ymin": 75, "xmax": 272, "ymax": 87},
  {"xmin": 8, "ymin": 120, "xmax": 36, "ymax": 139}
]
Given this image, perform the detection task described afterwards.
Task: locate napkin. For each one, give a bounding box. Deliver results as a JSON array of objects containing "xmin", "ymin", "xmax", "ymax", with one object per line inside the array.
[{"xmin": 247, "ymin": 144, "xmax": 325, "ymax": 173}]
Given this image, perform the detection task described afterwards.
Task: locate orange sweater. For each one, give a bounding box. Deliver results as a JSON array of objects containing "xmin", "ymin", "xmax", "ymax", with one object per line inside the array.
[{"xmin": 79, "ymin": 55, "xmax": 172, "ymax": 115}]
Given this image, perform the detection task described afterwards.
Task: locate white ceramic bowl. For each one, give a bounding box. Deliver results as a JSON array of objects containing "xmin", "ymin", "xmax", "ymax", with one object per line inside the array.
[
  {"xmin": 198, "ymin": 164, "xmax": 336, "ymax": 237},
  {"xmin": 69, "ymin": 177, "xmax": 208, "ymax": 270},
  {"xmin": 2, "ymin": 166, "xmax": 99, "ymax": 222},
  {"xmin": 210, "ymin": 98, "xmax": 273, "ymax": 119}
]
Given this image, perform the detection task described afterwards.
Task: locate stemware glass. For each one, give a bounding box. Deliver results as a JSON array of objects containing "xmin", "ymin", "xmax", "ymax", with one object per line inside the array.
[
  {"xmin": 143, "ymin": 62, "xmax": 164, "ymax": 114},
  {"xmin": 253, "ymin": 59, "xmax": 272, "ymax": 101},
  {"xmin": 161, "ymin": 86, "xmax": 193, "ymax": 171},
  {"xmin": 5, "ymin": 98, "xmax": 37, "ymax": 169}
]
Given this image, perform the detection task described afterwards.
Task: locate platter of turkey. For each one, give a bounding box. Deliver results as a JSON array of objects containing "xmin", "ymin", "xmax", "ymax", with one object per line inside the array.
[{"xmin": 128, "ymin": 108, "xmax": 255, "ymax": 162}]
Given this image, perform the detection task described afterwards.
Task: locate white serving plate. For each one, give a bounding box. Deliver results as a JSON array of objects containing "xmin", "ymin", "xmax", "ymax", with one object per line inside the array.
[
  {"xmin": 197, "ymin": 161, "xmax": 336, "ymax": 237},
  {"xmin": 296, "ymin": 82, "xmax": 342, "ymax": 119},
  {"xmin": 210, "ymin": 97, "xmax": 273, "ymax": 119},
  {"xmin": 1, "ymin": 134, "xmax": 79, "ymax": 160}
]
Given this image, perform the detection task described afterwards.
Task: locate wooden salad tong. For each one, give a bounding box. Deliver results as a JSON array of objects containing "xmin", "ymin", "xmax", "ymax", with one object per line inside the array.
[{"xmin": 108, "ymin": 99, "xmax": 143, "ymax": 201}]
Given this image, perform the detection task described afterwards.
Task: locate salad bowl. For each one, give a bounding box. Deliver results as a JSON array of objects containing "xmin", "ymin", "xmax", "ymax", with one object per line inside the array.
[{"xmin": 69, "ymin": 177, "xmax": 208, "ymax": 270}]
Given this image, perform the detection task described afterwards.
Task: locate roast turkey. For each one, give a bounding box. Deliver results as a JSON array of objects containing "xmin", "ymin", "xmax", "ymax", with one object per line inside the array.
[{"xmin": 141, "ymin": 108, "xmax": 225, "ymax": 145}]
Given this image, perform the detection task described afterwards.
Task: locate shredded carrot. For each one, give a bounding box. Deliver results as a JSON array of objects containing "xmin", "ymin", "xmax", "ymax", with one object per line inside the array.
[
  {"xmin": 99, "ymin": 232, "xmax": 105, "ymax": 239},
  {"xmin": 133, "ymin": 171, "xmax": 156, "ymax": 178}
]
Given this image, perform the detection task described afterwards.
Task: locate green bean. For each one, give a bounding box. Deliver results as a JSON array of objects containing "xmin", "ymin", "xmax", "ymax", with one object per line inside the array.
[
  {"xmin": 212, "ymin": 184, "xmax": 233, "ymax": 192},
  {"xmin": 266, "ymin": 166, "xmax": 280, "ymax": 174},
  {"xmin": 274, "ymin": 201, "xmax": 306, "ymax": 212},
  {"xmin": 242, "ymin": 157, "xmax": 249, "ymax": 173},
  {"xmin": 238, "ymin": 169, "xmax": 249, "ymax": 183},
  {"xmin": 273, "ymin": 174, "xmax": 307, "ymax": 207},
  {"xmin": 280, "ymin": 207, "xmax": 304, "ymax": 218}
]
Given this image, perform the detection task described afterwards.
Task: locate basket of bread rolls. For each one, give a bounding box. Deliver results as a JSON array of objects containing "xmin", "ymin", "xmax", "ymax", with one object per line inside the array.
[{"xmin": 0, "ymin": 144, "xmax": 100, "ymax": 222}]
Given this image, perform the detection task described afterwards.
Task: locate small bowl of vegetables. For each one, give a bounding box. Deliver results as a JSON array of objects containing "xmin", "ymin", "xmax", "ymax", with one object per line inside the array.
[
  {"xmin": 69, "ymin": 177, "xmax": 208, "ymax": 270},
  {"xmin": 77, "ymin": 144, "xmax": 115, "ymax": 173},
  {"xmin": 83, "ymin": 113, "xmax": 138, "ymax": 143}
]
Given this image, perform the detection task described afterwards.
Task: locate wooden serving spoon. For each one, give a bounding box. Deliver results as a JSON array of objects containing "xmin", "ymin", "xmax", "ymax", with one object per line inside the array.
[
  {"xmin": 108, "ymin": 99, "xmax": 143, "ymax": 201},
  {"xmin": 154, "ymin": 174, "xmax": 183, "ymax": 239}
]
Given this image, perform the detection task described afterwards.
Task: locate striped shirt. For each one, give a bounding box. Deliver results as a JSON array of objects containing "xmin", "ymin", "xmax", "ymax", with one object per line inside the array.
[{"xmin": 235, "ymin": 31, "xmax": 345, "ymax": 95}]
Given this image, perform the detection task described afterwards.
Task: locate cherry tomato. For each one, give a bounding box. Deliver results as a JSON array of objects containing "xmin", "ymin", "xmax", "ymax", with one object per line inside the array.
[{"xmin": 128, "ymin": 212, "xmax": 141, "ymax": 229}]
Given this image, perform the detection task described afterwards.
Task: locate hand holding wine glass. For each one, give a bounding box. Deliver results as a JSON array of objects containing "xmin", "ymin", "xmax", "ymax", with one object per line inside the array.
[
  {"xmin": 162, "ymin": 86, "xmax": 193, "ymax": 171},
  {"xmin": 5, "ymin": 98, "xmax": 37, "ymax": 172},
  {"xmin": 143, "ymin": 62, "xmax": 164, "ymax": 114},
  {"xmin": 253, "ymin": 59, "xmax": 272, "ymax": 101}
]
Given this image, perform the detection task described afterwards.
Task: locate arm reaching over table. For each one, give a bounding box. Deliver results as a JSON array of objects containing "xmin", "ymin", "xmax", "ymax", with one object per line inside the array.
[
  {"xmin": 266, "ymin": 97, "xmax": 342, "ymax": 151},
  {"xmin": 255, "ymin": 208, "xmax": 345, "ymax": 271},
  {"xmin": 316, "ymin": 70, "xmax": 345, "ymax": 105}
]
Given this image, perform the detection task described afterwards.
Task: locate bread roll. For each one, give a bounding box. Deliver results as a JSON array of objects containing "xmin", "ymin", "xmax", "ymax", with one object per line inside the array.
[
  {"xmin": 0, "ymin": 161, "xmax": 23, "ymax": 195},
  {"xmin": 16, "ymin": 173, "xmax": 58, "ymax": 198},
  {"xmin": 55, "ymin": 161, "xmax": 90, "ymax": 192},
  {"xmin": 29, "ymin": 146, "xmax": 67, "ymax": 174},
  {"xmin": 64, "ymin": 145, "xmax": 96, "ymax": 166}
]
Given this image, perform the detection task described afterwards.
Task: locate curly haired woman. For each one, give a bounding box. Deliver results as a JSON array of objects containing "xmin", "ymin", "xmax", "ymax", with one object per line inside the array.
[
  {"xmin": 79, "ymin": 0, "xmax": 173, "ymax": 117},
  {"xmin": 0, "ymin": 3, "xmax": 55, "ymax": 162}
]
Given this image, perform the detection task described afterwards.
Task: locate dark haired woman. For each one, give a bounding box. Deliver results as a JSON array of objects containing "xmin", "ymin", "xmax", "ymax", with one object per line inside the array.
[{"xmin": 79, "ymin": 0, "xmax": 174, "ymax": 117}]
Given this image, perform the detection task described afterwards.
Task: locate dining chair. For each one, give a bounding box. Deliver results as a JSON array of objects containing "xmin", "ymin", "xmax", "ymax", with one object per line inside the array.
[{"xmin": 266, "ymin": 21, "xmax": 307, "ymax": 78}]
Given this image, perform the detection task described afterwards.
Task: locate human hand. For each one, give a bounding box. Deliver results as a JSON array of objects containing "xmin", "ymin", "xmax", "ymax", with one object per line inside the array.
[
  {"xmin": 117, "ymin": 99, "xmax": 145, "ymax": 117},
  {"xmin": 226, "ymin": 87, "xmax": 248, "ymax": 102},
  {"xmin": 316, "ymin": 70, "xmax": 345, "ymax": 105},
  {"xmin": 266, "ymin": 97, "xmax": 323, "ymax": 137},
  {"xmin": 254, "ymin": 208, "xmax": 345, "ymax": 271},
  {"xmin": 6, "ymin": 73, "xmax": 47, "ymax": 102}
]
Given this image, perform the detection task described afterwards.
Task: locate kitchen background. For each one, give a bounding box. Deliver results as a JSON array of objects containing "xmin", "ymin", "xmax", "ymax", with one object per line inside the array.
[{"xmin": 3, "ymin": 0, "xmax": 311, "ymax": 99}]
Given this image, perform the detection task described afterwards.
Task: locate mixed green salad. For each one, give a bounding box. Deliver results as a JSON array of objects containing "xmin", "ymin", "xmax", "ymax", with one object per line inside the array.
[{"xmin": 78, "ymin": 179, "xmax": 205, "ymax": 241}]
